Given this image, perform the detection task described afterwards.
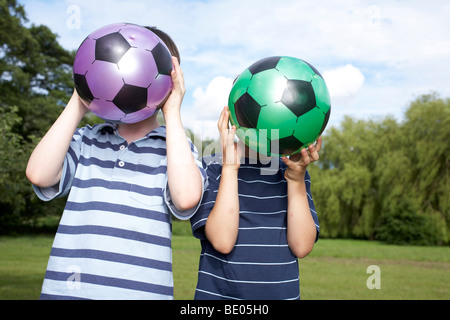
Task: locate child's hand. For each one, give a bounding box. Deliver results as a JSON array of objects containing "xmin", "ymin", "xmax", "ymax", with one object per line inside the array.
[
  {"xmin": 218, "ymin": 106, "xmax": 242, "ymax": 170},
  {"xmin": 282, "ymin": 137, "xmax": 322, "ymax": 182},
  {"xmin": 70, "ymin": 90, "xmax": 89, "ymax": 114},
  {"xmin": 162, "ymin": 56, "xmax": 185, "ymax": 117}
]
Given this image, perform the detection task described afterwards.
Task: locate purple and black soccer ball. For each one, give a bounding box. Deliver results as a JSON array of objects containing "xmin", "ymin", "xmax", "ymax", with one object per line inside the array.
[{"xmin": 73, "ymin": 23, "xmax": 173, "ymax": 123}]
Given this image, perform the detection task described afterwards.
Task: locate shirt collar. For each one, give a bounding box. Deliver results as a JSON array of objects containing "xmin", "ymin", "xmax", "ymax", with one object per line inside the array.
[
  {"xmin": 92, "ymin": 122, "xmax": 167, "ymax": 139},
  {"xmin": 92, "ymin": 122, "xmax": 116, "ymax": 135},
  {"xmin": 145, "ymin": 125, "xmax": 166, "ymax": 139}
]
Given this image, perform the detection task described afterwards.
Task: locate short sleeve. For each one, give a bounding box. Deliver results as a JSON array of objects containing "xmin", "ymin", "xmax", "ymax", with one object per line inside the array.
[
  {"xmin": 164, "ymin": 137, "xmax": 208, "ymax": 220},
  {"xmin": 32, "ymin": 127, "xmax": 84, "ymax": 201},
  {"xmin": 304, "ymin": 170, "xmax": 320, "ymax": 241},
  {"xmin": 190, "ymin": 156, "xmax": 222, "ymax": 240}
]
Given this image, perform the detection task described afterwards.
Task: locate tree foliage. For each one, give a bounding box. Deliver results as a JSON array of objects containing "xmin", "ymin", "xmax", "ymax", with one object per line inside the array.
[
  {"xmin": 0, "ymin": 0, "xmax": 82, "ymax": 232},
  {"xmin": 310, "ymin": 94, "xmax": 449, "ymax": 245}
]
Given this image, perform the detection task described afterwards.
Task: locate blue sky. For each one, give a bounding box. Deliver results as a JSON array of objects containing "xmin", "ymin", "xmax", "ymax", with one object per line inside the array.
[{"xmin": 21, "ymin": 0, "xmax": 450, "ymax": 139}]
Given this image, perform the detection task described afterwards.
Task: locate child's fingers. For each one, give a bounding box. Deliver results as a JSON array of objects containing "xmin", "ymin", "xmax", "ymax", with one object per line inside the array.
[
  {"xmin": 217, "ymin": 107, "xmax": 229, "ymax": 134},
  {"xmin": 217, "ymin": 107, "xmax": 225, "ymax": 132},
  {"xmin": 236, "ymin": 140, "xmax": 245, "ymax": 160},
  {"xmin": 281, "ymin": 155, "xmax": 296, "ymax": 170},
  {"xmin": 227, "ymin": 126, "xmax": 236, "ymax": 147},
  {"xmin": 308, "ymin": 144, "xmax": 319, "ymax": 162},
  {"xmin": 285, "ymin": 148, "xmax": 310, "ymax": 166},
  {"xmin": 170, "ymin": 57, "xmax": 178, "ymax": 83},
  {"xmin": 171, "ymin": 56, "xmax": 185, "ymax": 93},
  {"xmin": 171, "ymin": 56, "xmax": 181, "ymax": 76},
  {"xmin": 225, "ymin": 126, "xmax": 237, "ymax": 164},
  {"xmin": 218, "ymin": 107, "xmax": 233, "ymax": 156},
  {"xmin": 301, "ymin": 148, "xmax": 311, "ymax": 165},
  {"xmin": 175, "ymin": 58, "xmax": 185, "ymax": 88},
  {"xmin": 217, "ymin": 107, "xmax": 225, "ymax": 130},
  {"xmin": 314, "ymin": 137, "xmax": 323, "ymax": 153}
]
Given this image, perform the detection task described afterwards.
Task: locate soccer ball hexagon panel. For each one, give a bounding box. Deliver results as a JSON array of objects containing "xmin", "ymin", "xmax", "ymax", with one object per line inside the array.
[
  {"xmin": 228, "ymin": 56, "xmax": 331, "ymax": 156},
  {"xmin": 73, "ymin": 23, "xmax": 173, "ymax": 124}
]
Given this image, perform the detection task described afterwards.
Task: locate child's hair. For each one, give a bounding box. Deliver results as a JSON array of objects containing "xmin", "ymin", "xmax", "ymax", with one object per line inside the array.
[{"xmin": 145, "ymin": 26, "xmax": 180, "ymax": 63}]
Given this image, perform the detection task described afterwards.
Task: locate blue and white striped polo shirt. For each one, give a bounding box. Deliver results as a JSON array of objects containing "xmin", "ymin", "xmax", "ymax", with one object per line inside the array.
[
  {"xmin": 190, "ymin": 155, "xmax": 319, "ymax": 300},
  {"xmin": 33, "ymin": 123, "xmax": 206, "ymax": 300}
]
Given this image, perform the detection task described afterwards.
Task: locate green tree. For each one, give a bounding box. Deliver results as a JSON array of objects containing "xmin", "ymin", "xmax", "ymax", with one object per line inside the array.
[
  {"xmin": 0, "ymin": 107, "xmax": 29, "ymax": 226},
  {"xmin": 311, "ymin": 94, "xmax": 449, "ymax": 245},
  {"xmin": 1, "ymin": 0, "xmax": 75, "ymax": 137},
  {"xmin": 401, "ymin": 94, "xmax": 450, "ymax": 243},
  {"xmin": 0, "ymin": 0, "xmax": 77, "ymax": 232},
  {"xmin": 311, "ymin": 117, "xmax": 385, "ymax": 239}
]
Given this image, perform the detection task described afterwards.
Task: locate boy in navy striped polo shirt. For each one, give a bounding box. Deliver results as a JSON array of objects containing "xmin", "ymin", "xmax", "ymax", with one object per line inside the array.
[
  {"xmin": 26, "ymin": 28, "xmax": 206, "ymax": 299},
  {"xmin": 190, "ymin": 107, "xmax": 320, "ymax": 300}
]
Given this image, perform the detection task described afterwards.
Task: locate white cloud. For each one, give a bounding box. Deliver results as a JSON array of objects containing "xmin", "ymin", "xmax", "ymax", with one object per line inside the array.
[
  {"xmin": 323, "ymin": 64, "xmax": 365, "ymax": 99},
  {"xmin": 182, "ymin": 76, "xmax": 233, "ymax": 140},
  {"xmin": 192, "ymin": 76, "xmax": 233, "ymax": 120},
  {"xmin": 181, "ymin": 114, "xmax": 220, "ymax": 141}
]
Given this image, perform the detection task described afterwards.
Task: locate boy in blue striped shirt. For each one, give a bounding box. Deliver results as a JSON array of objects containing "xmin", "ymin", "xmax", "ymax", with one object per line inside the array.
[
  {"xmin": 26, "ymin": 28, "xmax": 206, "ymax": 300},
  {"xmin": 190, "ymin": 107, "xmax": 320, "ymax": 300}
]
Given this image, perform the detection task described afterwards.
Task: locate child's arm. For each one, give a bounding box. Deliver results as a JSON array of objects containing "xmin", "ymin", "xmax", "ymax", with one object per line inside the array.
[
  {"xmin": 281, "ymin": 138, "xmax": 322, "ymax": 258},
  {"xmin": 204, "ymin": 107, "xmax": 241, "ymax": 254},
  {"xmin": 26, "ymin": 91, "xmax": 88, "ymax": 188},
  {"xmin": 163, "ymin": 57, "xmax": 203, "ymax": 212}
]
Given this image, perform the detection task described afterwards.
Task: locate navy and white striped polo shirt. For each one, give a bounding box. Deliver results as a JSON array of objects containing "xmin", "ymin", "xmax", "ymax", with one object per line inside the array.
[
  {"xmin": 33, "ymin": 123, "xmax": 206, "ymax": 300},
  {"xmin": 190, "ymin": 155, "xmax": 319, "ymax": 300}
]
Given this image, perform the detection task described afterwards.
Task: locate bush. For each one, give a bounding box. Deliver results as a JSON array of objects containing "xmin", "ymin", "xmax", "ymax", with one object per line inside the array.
[{"xmin": 375, "ymin": 208, "xmax": 439, "ymax": 246}]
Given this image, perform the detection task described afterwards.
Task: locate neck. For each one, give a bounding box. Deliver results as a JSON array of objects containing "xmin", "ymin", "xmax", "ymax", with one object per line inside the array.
[{"xmin": 117, "ymin": 112, "xmax": 160, "ymax": 144}]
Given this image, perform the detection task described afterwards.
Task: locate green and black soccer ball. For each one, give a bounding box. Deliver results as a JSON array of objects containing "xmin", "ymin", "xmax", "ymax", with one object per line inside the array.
[{"xmin": 228, "ymin": 56, "xmax": 331, "ymax": 156}]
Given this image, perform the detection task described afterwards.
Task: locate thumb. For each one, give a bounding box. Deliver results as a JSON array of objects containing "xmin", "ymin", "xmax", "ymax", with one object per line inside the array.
[{"xmin": 281, "ymin": 156, "xmax": 296, "ymax": 170}]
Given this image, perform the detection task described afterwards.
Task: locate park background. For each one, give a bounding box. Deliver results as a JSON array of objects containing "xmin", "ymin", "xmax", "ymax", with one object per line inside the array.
[{"xmin": 0, "ymin": 0, "xmax": 449, "ymax": 299}]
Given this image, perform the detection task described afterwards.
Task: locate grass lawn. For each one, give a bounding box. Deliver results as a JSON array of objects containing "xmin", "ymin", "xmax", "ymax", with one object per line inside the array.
[
  {"xmin": 0, "ymin": 230, "xmax": 449, "ymax": 300},
  {"xmin": 298, "ymin": 239, "xmax": 449, "ymax": 300},
  {"xmin": 0, "ymin": 235, "xmax": 52, "ymax": 300}
]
